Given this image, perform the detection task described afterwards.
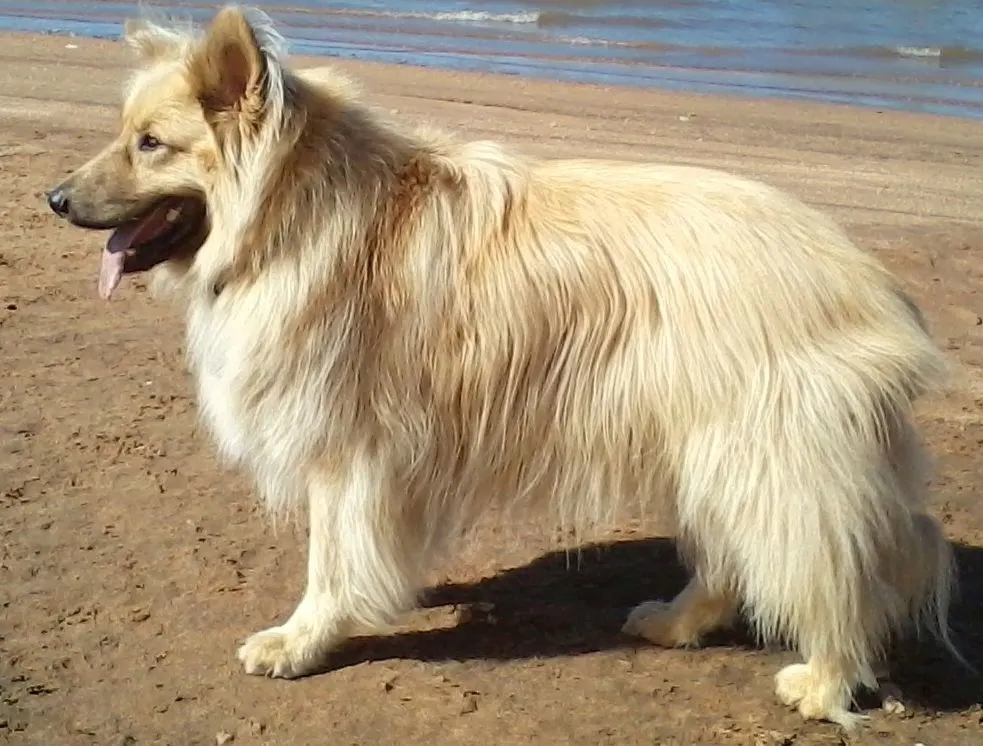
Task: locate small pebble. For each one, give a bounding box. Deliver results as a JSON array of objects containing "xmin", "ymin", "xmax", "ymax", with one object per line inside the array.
[
  {"xmin": 216, "ymin": 731, "xmax": 234, "ymax": 745},
  {"xmin": 246, "ymin": 718, "xmax": 265, "ymax": 735},
  {"xmin": 456, "ymin": 602, "xmax": 495, "ymax": 625},
  {"xmin": 882, "ymin": 695, "xmax": 906, "ymax": 714},
  {"xmin": 460, "ymin": 691, "xmax": 479, "ymax": 715}
]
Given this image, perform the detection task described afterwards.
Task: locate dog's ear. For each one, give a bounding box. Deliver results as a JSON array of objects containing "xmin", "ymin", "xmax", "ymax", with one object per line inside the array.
[
  {"xmin": 189, "ymin": 6, "xmax": 267, "ymax": 124},
  {"xmin": 123, "ymin": 18, "xmax": 185, "ymax": 63}
]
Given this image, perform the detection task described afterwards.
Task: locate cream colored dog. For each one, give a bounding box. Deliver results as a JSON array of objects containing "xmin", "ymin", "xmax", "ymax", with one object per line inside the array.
[{"xmin": 47, "ymin": 5, "xmax": 958, "ymax": 729}]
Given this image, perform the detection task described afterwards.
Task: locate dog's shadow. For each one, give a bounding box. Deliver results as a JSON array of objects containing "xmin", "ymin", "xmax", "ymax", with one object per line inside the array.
[{"xmin": 331, "ymin": 537, "xmax": 983, "ymax": 712}]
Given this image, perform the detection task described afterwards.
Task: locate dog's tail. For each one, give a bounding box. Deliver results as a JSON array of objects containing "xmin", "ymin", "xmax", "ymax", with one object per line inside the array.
[
  {"xmin": 880, "ymin": 295, "xmax": 969, "ymax": 672},
  {"xmin": 906, "ymin": 510, "xmax": 971, "ymax": 673},
  {"xmin": 677, "ymin": 291, "xmax": 961, "ymax": 692}
]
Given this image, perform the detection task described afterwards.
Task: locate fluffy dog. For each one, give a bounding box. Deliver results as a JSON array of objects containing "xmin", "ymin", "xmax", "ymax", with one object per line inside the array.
[{"xmin": 47, "ymin": 5, "xmax": 958, "ymax": 729}]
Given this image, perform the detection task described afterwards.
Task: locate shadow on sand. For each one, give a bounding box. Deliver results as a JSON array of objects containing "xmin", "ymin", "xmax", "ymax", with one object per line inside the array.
[{"xmin": 331, "ymin": 537, "xmax": 983, "ymax": 712}]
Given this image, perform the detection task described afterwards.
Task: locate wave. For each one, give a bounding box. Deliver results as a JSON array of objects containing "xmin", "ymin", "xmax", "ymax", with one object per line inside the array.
[
  {"xmin": 837, "ymin": 44, "xmax": 983, "ymax": 64},
  {"xmin": 895, "ymin": 46, "xmax": 942, "ymax": 59},
  {"xmin": 537, "ymin": 10, "xmax": 670, "ymax": 30},
  {"xmin": 895, "ymin": 44, "xmax": 983, "ymax": 62},
  {"xmin": 328, "ymin": 7, "xmax": 669, "ymax": 31},
  {"xmin": 342, "ymin": 9, "xmax": 540, "ymax": 25},
  {"xmin": 425, "ymin": 10, "xmax": 538, "ymax": 24}
]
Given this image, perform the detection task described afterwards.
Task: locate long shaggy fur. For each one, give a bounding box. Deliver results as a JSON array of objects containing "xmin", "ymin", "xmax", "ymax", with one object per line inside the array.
[{"xmin": 60, "ymin": 6, "xmax": 959, "ymax": 729}]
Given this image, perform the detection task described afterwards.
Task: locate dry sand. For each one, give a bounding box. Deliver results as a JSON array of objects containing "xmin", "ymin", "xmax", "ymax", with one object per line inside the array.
[{"xmin": 2, "ymin": 31, "xmax": 982, "ymax": 746}]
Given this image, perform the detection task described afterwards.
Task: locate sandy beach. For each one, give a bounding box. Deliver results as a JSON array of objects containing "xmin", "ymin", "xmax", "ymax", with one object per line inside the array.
[{"xmin": 2, "ymin": 30, "xmax": 983, "ymax": 746}]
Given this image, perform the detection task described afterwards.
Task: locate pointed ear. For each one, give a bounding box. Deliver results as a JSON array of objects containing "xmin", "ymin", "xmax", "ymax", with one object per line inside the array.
[
  {"xmin": 189, "ymin": 6, "xmax": 267, "ymax": 117},
  {"xmin": 123, "ymin": 18, "xmax": 185, "ymax": 63}
]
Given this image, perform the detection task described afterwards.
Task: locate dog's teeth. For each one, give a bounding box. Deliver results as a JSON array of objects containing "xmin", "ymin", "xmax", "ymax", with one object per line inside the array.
[{"xmin": 166, "ymin": 208, "xmax": 181, "ymax": 223}]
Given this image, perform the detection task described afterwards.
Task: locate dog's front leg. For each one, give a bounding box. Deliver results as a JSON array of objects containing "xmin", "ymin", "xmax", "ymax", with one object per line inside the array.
[{"xmin": 237, "ymin": 452, "xmax": 419, "ymax": 678}]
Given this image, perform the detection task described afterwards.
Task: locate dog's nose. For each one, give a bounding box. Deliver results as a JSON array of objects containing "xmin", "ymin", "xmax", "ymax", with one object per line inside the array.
[{"xmin": 47, "ymin": 187, "xmax": 71, "ymax": 217}]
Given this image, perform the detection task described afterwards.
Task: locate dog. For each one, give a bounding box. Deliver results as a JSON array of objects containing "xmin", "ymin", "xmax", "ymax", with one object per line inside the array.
[{"xmin": 47, "ymin": 5, "xmax": 959, "ymax": 729}]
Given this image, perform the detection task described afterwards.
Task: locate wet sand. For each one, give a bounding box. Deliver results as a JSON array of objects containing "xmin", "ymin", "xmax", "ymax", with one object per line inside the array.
[{"xmin": 2, "ymin": 30, "xmax": 983, "ymax": 746}]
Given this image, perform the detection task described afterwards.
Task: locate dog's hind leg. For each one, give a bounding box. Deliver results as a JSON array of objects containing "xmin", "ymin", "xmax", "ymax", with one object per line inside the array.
[
  {"xmin": 662, "ymin": 407, "xmax": 930, "ymax": 730},
  {"xmin": 238, "ymin": 451, "xmax": 423, "ymax": 678},
  {"xmin": 622, "ymin": 576, "xmax": 738, "ymax": 648},
  {"xmin": 748, "ymin": 479, "xmax": 891, "ymax": 731},
  {"xmin": 764, "ymin": 420, "xmax": 953, "ymax": 731},
  {"xmin": 772, "ymin": 417, "xmax": 958, "ymax": 729}
]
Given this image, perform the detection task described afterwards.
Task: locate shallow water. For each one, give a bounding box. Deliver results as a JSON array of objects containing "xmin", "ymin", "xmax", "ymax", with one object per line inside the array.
[{"xmin": 2, "ymin": 0, "xmax": 983, "ymax": 119}]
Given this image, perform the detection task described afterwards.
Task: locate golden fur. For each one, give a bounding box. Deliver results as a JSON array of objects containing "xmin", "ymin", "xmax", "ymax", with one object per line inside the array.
[{"xmin": 50, "ymin": 6, "xmax": 960, "ymax": 729}]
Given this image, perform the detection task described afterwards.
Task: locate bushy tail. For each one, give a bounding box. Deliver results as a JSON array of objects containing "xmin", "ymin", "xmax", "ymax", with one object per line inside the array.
[{"xmin": 908, "ymin": 512, "xmax": 972, "ymax": 673}]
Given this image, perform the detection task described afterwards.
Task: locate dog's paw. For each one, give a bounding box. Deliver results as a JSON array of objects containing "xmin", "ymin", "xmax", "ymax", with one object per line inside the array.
[
  {"xmin": 237, "ymin": 625, "xmax": 327, "ymax": 679},
  {"xmin": 775, "ymin": 663, "xmax": 867, "ymax": 731},
  {"xmin": 774, "ymin": 663, "xmax": 811, "ymax": 707},
  {"xmin": 622, "ymin": 600, "xmax": 695, "ymax": 647}
]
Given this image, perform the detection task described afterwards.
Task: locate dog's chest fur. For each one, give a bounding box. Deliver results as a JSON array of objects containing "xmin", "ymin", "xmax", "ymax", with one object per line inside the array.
[
  {"xmin": 180, "ymin": 279, "xmax": 357, "ymax": 512},
  {"xmin": 186, "ymin": 294, "xmax": 257, "ymax": 467}
]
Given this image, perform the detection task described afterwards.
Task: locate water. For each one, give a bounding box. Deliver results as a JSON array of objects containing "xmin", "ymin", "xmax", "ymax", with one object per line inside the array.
[{"xmin": 2, "ymin": 0, "xmax": 982, "ymax": 119}]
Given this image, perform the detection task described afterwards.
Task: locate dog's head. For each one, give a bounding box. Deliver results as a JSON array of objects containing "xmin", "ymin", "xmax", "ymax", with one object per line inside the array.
[{"xmin": 46, "ymin": 5, "xmax": 288, "ymax": 299}]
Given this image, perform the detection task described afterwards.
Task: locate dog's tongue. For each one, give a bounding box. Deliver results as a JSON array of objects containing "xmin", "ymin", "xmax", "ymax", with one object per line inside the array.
[
  {"xmin": 98, "ymin": 203, "xmax": 174, "ymax": 300},
  {"xmin": 98, "ymin": 249, "xmax": 125, "ymax": 300}
]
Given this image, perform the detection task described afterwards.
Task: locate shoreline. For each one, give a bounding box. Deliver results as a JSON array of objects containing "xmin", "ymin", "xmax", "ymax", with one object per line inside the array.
[
  {"xmin": 5, "ymin": 29, "xmax": 983, "ymax": 128},
  {"xmin": 4, "ymin": 8, "xmax": 983, "ymax": 122}
]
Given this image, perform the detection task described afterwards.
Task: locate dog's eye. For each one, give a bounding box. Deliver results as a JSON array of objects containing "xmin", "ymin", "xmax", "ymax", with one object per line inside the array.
[{"xmin": 138, "ymin": 134, "xmax": 162, "ymax": 152}]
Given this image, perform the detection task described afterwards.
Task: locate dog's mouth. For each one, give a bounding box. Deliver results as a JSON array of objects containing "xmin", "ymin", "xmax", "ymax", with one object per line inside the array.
[{"xmin": 99, "ymin": 196, "xmax": 208, "ymax": 300}]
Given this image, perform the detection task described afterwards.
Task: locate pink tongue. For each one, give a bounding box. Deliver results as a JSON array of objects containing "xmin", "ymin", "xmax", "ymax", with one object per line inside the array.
[
  {"xmin": 98, "ymin": 249, "xmax": 125, "ymax": 300},
  {"xmin": 98, "ymin": 204, "xmax": 173, "ymax": 300}
]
